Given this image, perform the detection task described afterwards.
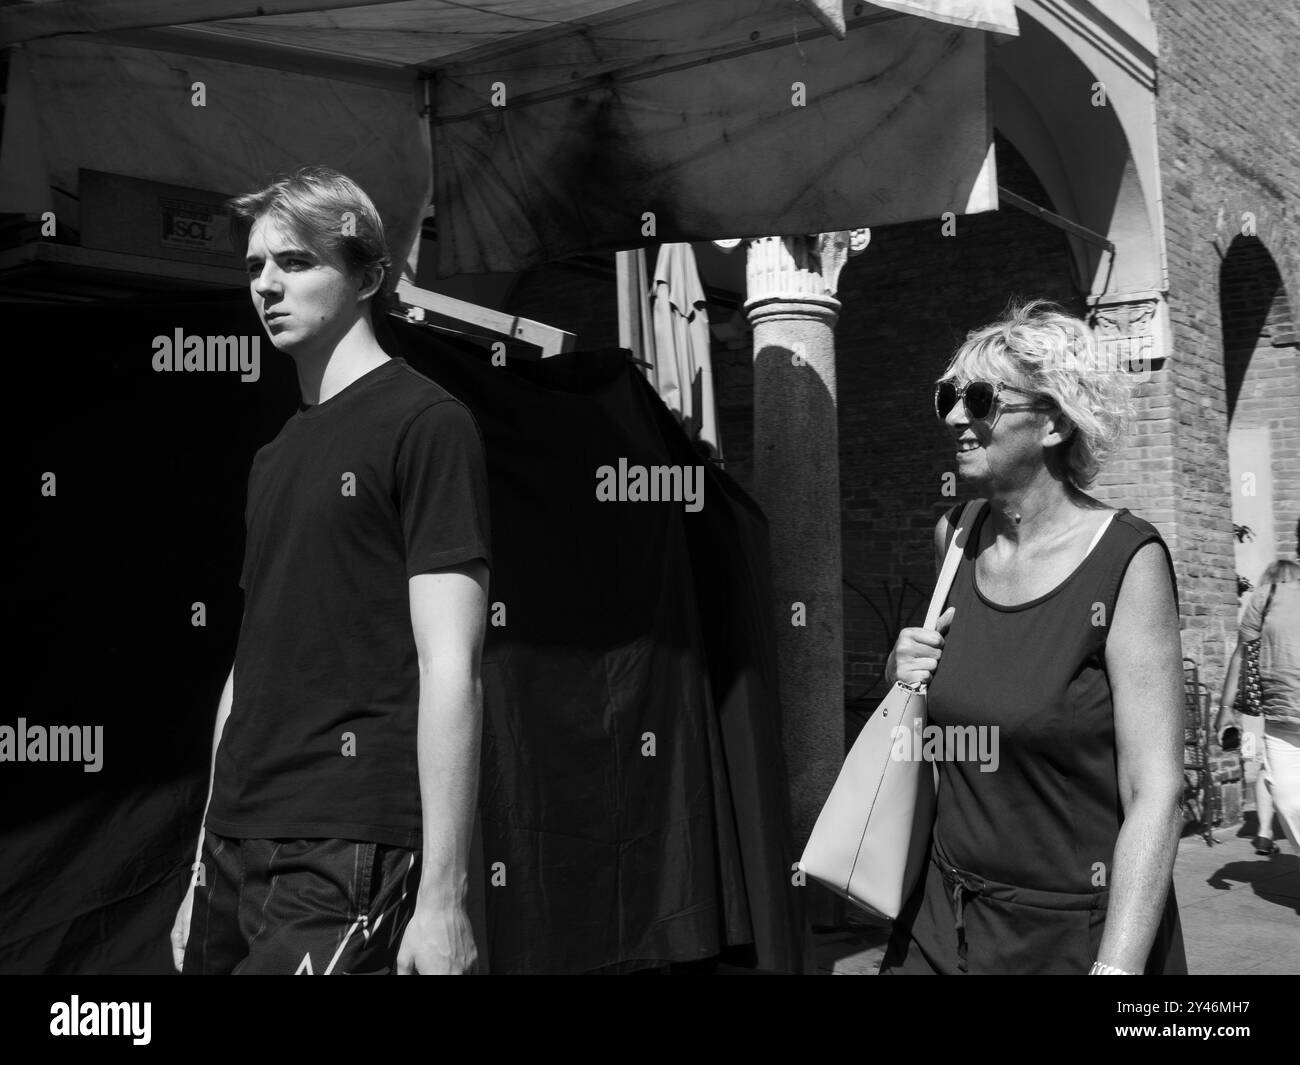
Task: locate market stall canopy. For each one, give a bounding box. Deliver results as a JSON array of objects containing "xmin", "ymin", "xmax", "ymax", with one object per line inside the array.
[{"xmin": 1, "ymin": 0, "xmax": 1018, "ymax": 277}]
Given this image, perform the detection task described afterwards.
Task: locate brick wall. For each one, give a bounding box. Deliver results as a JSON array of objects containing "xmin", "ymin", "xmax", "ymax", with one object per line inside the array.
[
  {"xmin": 1147, "ymin": 0, "xmax": 1300, "ymax": 691},
  {"xmin": 714, "ymin": 335, "xmax": 755, "ymax": 486}
]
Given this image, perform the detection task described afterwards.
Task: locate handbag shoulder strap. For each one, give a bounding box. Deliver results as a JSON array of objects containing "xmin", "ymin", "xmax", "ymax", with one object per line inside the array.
[
  {"xmin": 923, "ymin": 499, "xmax": 986, "ymax": 631},
  {"xmin": 1260, "ymin": 583, "xmax": 1277, "ymax": 626}
]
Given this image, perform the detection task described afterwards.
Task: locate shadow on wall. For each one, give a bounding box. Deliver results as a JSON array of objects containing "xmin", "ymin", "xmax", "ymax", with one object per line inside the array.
[{"xmin": 1221, "ymin": 234, "xmax": 1288, "ymax": 423}]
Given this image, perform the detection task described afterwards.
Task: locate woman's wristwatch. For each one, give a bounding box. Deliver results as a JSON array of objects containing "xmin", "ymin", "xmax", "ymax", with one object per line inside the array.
[{"xmin": 1089, "ymin": 961, "xmax": 1137, "ymax": 975}]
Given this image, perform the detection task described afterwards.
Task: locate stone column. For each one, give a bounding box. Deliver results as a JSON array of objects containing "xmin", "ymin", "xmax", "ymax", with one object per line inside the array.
[{"xmin": 743, "ymin": 231, "xmax": 867, "ymax": 879}]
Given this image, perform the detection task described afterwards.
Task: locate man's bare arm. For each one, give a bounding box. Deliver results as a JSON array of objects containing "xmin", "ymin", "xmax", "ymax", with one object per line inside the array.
[
  {"xmin": 171, "ymin": 662, "xmax": 234, "ymax": 971},
  {"xmin": 397, "ymin": 560, "xmax": 489, "ymax": 975},
  {"xmin": 199, "ymin": 666, "xmax": 235, "ymax": 861}
]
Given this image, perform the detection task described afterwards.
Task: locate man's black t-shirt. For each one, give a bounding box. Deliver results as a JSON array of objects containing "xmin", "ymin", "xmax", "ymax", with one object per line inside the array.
[{"xmin": 206, "ymin": 357, "xmax": 492, "ymax": 847}]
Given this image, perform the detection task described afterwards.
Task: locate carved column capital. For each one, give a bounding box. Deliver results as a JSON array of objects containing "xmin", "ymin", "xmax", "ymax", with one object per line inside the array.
[{"xmin": 741, "ymin": 230, "xmax": 870, "ymax": 326}]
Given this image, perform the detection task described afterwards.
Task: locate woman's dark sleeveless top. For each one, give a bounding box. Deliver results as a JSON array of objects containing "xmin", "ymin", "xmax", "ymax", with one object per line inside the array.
[{"xmin": 881, "ymin": 501, "xmax": 1187, "ymax": 975}]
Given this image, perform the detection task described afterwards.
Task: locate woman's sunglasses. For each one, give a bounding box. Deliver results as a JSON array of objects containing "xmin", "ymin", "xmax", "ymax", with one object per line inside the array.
[{"xmin": 934, "ymin": 379, "xmax": 1050, "ymax": 422}]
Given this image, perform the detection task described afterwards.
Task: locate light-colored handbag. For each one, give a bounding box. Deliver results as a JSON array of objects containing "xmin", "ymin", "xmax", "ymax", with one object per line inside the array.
[{"xmin": 798, "ymin": 499, "xmax": 983, "ymax": 919}]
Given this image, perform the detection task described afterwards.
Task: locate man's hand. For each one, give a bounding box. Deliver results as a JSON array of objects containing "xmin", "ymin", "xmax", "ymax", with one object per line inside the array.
[
  {"xmin": 170, "ymin": 883, "xmax": 195, "ymax": 972},
  {"xmin": 395, "ymin": 901, "xmax": 477, "ymax": 974}
]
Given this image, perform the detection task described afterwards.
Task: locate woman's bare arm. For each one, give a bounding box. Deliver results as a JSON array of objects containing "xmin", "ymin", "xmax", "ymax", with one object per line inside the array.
[{"xmin": 1097, "ymin": 541, "xmax": 1185, "ymax": 973}]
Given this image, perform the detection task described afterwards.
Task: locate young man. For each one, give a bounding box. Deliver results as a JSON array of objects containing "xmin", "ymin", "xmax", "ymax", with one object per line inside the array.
[{"xmin": 170, "ymin": 166, "xmax": 491, "ymax": 974}]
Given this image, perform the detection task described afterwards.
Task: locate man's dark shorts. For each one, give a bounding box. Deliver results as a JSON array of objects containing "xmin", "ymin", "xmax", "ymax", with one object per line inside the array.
[{"xmin": 183, "ymin": 833, "xmax": 420, "ymax": 974}]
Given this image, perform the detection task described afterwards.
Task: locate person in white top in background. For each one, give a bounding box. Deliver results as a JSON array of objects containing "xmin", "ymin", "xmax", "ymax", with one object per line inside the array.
[{"xmin": 1216, "ymin": 526, "xmax": 1300, "ymax": 856}]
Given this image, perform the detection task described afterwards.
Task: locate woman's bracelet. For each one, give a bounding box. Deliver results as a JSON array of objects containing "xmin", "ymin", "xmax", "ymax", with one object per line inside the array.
[{"xmin": 1089, "ymin": 961, "xmax": 1138, "ymax": 975}]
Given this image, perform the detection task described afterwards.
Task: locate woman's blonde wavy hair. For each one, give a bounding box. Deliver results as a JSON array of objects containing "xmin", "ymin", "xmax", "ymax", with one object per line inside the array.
[{"xmin": 939, "ymin": 300, "xmax": 1136, "ymax": 489}]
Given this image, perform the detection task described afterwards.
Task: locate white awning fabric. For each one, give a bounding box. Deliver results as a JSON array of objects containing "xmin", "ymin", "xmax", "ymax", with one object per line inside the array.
[
  {"xmin": 0, "ymin": 0, "xmax": 1018, "ymax": 277},
  {"xmin": 650, "ymin": 244, "xmax": 721, "ymax": 458}
]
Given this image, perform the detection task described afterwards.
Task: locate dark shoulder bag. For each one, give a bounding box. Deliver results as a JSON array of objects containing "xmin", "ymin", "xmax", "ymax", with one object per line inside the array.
[{"xmin": 1235, "ymin": 583, "xmax": 1277, "ymax": 717}]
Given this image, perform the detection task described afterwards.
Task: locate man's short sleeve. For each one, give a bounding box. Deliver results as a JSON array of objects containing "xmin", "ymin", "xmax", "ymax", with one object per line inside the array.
[
  {"xmin": 1239, "ymin": 583, "xmax": 1268, "ymax": 642},
  {"xmin": 394, "ymin": 400, "xmax": 492, "ymax": 577}
]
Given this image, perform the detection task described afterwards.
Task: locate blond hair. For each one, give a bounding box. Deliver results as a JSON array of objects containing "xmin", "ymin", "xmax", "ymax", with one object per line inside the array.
[
  {"xmin": 228, "ymin": 166, "xmax": 393, "ymax": 317},
  {"xmin": 940, "ymin": 300, "xmax": 1135, "ymax": 489}
]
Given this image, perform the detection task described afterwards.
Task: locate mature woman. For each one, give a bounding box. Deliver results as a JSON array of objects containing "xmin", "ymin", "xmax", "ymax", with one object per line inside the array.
[
  {"xmin": 880, "ymin": 301, "xmax": 1186, "ymax": 975},
  {"xmin": 1215, "ymin": 554, "xmax": 1300, "ymax": 856}
]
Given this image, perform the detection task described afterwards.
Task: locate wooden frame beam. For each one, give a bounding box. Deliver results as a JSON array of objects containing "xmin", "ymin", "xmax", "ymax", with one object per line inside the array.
[{"xmin": 394, "ymin": 279, "xmax": 576, "ymax": 357}]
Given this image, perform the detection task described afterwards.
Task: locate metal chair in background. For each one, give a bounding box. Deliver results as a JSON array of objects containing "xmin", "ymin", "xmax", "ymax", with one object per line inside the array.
[{"xmin": 1182, "ymin": 657, "xmax": 1219, "ymax": 845}]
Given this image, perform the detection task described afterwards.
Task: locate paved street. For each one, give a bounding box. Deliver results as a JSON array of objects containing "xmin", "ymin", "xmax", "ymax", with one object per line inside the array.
[{"xmin": 814, "ymin": 822, "xmax": 1300, "ymax": 975}]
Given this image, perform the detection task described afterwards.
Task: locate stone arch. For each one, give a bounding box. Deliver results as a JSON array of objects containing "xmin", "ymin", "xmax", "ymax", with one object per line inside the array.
[{"xmin": 991, "ymin": 4, "xmax": 1165, "ymax": 304}]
